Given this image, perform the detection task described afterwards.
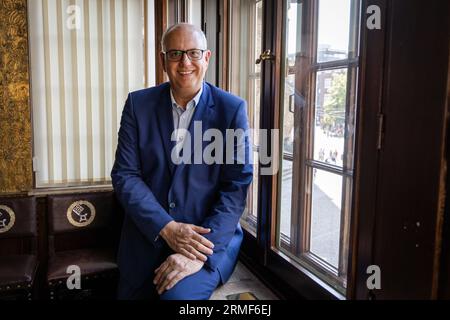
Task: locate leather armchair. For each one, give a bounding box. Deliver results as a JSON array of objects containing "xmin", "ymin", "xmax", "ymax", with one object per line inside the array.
[
  {"xmin": 0, "ymin": 196, "xmax": 38, "ymax": 300},
  {"xmin": 46, "ymin": 192, "xmax": 122, "ymax": 299}
]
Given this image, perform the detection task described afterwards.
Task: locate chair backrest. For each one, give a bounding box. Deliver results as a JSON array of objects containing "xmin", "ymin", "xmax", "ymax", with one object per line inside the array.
[
  {"xmin": 47, "ymin": 192, "xmax": 121, "ymax": 254},
  {"xmin": 0, "ymin": 196, "xmax": 37, "ymax": 255}
]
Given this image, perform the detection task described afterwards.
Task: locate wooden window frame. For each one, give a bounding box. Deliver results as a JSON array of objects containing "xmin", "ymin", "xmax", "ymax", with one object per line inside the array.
[
  {"xmin": 285, "ymin": 0, "xmax": 361, "ymax": 290},
  {"xmin": 252, "ymin": 0, "xmax": 364, "ymax": 299},
  {"xmin": 220, "ymin": 0, "xmax": 448, "ymax": 300},
  {"xmin": 224, "ymin": 0, "xmax": 263, "ymax": 237},
  {"xmin": 245, "ymin": 0, "xmax": 263, "ymax": 235}
]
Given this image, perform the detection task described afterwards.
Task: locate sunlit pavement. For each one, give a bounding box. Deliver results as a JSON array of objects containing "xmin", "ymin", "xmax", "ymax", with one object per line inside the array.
[{"xmin": 279, "ymin": 124, "xmax": 345, "ymax": 268}]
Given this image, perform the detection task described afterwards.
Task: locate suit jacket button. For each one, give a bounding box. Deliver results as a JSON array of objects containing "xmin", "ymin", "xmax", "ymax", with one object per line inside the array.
[{"xmin": 169, "ymin": 202, "xmax": 176, "ymax": 209}]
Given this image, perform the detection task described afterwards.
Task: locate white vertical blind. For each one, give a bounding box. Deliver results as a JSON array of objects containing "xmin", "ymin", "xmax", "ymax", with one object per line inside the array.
[
  {"xmin": 146, "ymin": 0, "xmax": 156, "ymax": 87},
  {"xmin": 28, "ymin": 0, "xmax": 147, "ymax": 187}
]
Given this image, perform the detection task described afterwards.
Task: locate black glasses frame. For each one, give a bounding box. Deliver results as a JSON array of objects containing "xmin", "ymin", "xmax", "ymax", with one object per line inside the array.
[{"xmin": 163, "ymin": 49, "xmax": 206, "ymax": 61}]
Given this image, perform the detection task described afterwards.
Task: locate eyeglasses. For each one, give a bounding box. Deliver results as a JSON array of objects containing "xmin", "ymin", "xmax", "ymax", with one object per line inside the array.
[{"xmin": 163, "ymin": 49, "xmax": 206, "ymax": 62}]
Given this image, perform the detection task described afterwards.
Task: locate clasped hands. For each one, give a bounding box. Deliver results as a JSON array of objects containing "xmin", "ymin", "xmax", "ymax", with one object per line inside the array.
[{"xmin": 153, "ymin": 221, "xmax": 214, "ymax": 294}]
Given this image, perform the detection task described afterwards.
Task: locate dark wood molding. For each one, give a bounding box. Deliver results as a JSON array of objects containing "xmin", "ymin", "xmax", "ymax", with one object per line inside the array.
[
  {"xmin": 269, "ymin": 0, "xmax": 284, "ymax": 249},
  {"xmin": 257, "ymin": 0, "xmax": 278, "ymax": 265},
  {"xmin": 348, "ymin": 0, "xmax": 389, "ymax": 300},
  {"xmin": 155, "ymin": 0, "xmax": 167, "ymax": 85},
  {"xmin": 362, "ymin": 0, "xmax": 448, "ymax": 299},
  {"xmin": 144, "ymin": 0, "xmax": 149, "ymax": 87},
  {"xmin": 218, "ymin": 0, "xmax": 229, "ymax": 91},
  {"xmin": 433, "ymin": 50, "xmax": 450, "ymax": 298},
  {"xmin": 438, "ymin": 91, "xmax": 450, "ymax": 298}
]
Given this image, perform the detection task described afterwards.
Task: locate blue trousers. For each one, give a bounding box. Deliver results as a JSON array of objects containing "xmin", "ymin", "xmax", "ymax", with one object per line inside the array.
[{"xmin": 117, "ymin": 265, "xmax": 221, "ymax": 300}]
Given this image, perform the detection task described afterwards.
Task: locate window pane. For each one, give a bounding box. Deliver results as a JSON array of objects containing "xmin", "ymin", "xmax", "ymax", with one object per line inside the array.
[
  {"xmin": 241, "ymin": 151, "xmax": 259, "ymax": 237},
  {"xmin": 313, "ymin": 69, "xmax": 348, "ymax": 167},
  {"xmin": 277, "ymin": 1, "xmax": 302, "ymax": 245},
  {"xmin": 276, "ymin": 0, "xmax": 360, "ymax": 293},
  {"xmin": 254, "ymin": 1, "xmax": 263, "ymax": 74},
  {"xmin": 229, "ymin": 0, "xmax": 263, "ymax": 234},
  {"xmin": 310, "ymin": 168, "xmax": 342, "ymax": 268},
  {"xmin": 280, "ymin": 159, "xmax": 293, "ymax": 240},
  {"xmin": 317, "ymin": 0, "xmax": 352, "ymax": 62},
  {"xmin": 282, "ymin": 74, "xmax": 295, "ymax": 154},
  {"xmin": 253, "ymin": 78, "xmax": 261, "ymax": 146}
]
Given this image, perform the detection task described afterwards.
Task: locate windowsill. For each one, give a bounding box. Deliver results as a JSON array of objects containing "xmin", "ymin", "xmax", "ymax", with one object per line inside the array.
[
  {"xmin": 270, "ymin": 247, "xmax": 346, "ymax": 300},
  {"xmin": 29, "ymin": 184, "xmax": 113, "ymax": 196}
]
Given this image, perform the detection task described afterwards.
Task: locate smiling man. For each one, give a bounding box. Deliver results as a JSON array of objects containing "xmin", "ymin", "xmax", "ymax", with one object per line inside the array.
[{"xmin": 111, "ymin": 23, "xmax": 253, "ymax": 300}]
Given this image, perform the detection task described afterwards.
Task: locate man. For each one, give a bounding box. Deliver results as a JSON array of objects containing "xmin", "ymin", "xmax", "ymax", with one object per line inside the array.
[{"xmin": 111, "ymin": 23, "xmax": 253, "ymax": 300}]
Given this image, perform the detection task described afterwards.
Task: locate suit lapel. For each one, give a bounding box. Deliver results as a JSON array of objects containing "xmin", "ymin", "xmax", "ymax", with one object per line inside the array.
[{"xmin": 155, "ymin": 84, "xmax": 176, "ymax": 176}]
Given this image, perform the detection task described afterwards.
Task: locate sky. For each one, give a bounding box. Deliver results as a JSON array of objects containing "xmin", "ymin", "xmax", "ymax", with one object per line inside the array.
[{"xmin": 288, "ymin": 0, "xmax": 351, "ymax": 55}]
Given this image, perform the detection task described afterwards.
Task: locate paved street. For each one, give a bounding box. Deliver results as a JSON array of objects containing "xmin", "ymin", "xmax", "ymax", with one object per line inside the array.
[{"xmin": 279, "ymin": 122, "xmax": 344, "ymax": 268}]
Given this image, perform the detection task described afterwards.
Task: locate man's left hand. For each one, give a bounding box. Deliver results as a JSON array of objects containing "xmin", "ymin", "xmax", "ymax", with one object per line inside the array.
[{"xmin": 153, "ymin": 253, "xmax": 204, "ymax": 294}]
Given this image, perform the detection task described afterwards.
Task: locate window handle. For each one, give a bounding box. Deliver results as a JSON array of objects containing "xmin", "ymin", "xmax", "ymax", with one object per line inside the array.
[
  {"xmin": 289, "ymin": 93, "xmax": 306, "ymax": 113},
  {"xmin": 289, "ymin": 94, "xmax": 295, "ymax": 113},
  {"xmin": 256, "ymin": 49, "xmax": 275, "ymax": 64}
]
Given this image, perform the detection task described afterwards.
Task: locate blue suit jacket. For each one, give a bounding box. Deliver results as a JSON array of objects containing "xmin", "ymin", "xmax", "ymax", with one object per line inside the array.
[{"xmin": 111, "ymin": 82, "xmax": 253, "ymax": 288}]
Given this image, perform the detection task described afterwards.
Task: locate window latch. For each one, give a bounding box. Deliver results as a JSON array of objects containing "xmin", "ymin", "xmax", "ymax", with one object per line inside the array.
[{"xmin": 256, "ymin": 49, "xmax": 275, "ymax": 64}]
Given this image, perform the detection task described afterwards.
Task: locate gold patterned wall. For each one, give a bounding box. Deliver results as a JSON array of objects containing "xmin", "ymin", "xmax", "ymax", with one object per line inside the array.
[{"xmin": 0, "ymin": 0, "xmax": 32, "ymax": 193}]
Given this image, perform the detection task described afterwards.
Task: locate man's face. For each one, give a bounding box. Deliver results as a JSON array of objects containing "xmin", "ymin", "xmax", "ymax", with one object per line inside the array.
[{"xmin": 160, "ymin": 27, "xmax": 211, "ymax": 97}]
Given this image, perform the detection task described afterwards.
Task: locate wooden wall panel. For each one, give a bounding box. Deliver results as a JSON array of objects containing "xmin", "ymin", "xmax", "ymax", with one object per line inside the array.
[
  {"xmin": 0, "ymin": 0, "xmax": 32, "ymax": 194},
  {"xmin": 370, "ymin": 0, "xmax": 448, "ymax": 299}
]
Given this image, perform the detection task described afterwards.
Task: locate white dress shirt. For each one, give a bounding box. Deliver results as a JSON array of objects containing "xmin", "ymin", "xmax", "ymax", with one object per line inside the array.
[{"xmin": 170, "ymin": 86, "xmax": 203, "ymax": 158}]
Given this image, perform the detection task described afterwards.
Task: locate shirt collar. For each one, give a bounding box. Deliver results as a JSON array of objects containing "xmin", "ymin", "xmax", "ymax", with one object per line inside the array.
[{"xmin": 170, "ymin": 84, "xmax": 203, "ymax": 111}]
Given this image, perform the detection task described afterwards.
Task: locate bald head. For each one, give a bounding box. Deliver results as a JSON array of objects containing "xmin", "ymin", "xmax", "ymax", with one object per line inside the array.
[
  {"xmin": 159, "ymin": 23, "xmax": 211, "ymax": 106},
  {"xmin": 161, "ymin": 23, "xmax": 208, "ymax": 52}
]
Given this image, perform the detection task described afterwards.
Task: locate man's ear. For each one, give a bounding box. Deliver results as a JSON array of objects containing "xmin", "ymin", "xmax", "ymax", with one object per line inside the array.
[
  {"xmin": 159, "ymin": 52, "xmax": 166, "ymax": 72},
  {"xmin": 204, "ymin": 50, "xmax": 212, "ymax": 64}
]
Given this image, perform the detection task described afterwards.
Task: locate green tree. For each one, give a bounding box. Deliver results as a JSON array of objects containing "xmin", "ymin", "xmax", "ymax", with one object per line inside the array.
[{"xmin": 322, "ymin": 72, "xmax": 346, "ymax": 136}]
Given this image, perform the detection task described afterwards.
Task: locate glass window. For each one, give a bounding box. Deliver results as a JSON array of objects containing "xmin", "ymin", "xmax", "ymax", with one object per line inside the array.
[
  {"xmin": 310, "ymin": 169, "xmax": 343, "ymax": 268},
  {"xmin": 229, "ymin": 0, "xmax": 263, "ymax": 236},
  {"xmin": 313, "ymin": 69, "xmax": 348, "ymax": 165},
  {"xmin": 317, "ymin": 0, "xmax": 352, "ymax": 62},
  {"xmin": 276, "ymin": 0, "xmax": 360, "ymax": 294}
]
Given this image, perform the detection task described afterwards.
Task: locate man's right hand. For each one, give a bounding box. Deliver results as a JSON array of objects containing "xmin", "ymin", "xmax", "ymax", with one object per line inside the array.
[{"xmin": 159, "ymin": 221, "xmax": 214, "ymax": 262}]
